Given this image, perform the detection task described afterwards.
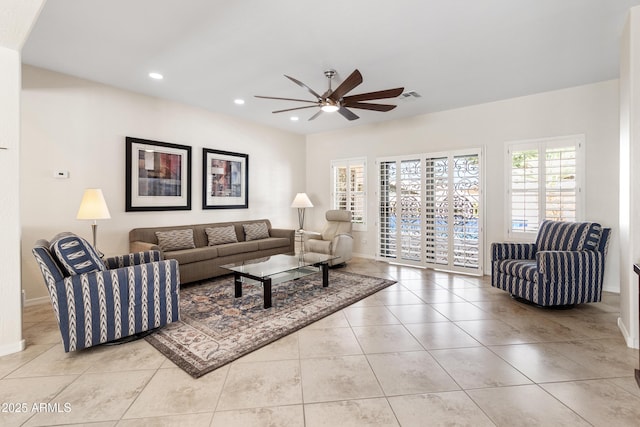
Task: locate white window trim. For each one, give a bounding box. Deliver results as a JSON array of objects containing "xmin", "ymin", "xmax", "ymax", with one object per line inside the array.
[
  {"xmin": 505, "ymin": 134, "xmax": 585, "ymax": 241},
  {"xmin": 331, "ymin": 157, "xmax": 367, "ymax": 232}
]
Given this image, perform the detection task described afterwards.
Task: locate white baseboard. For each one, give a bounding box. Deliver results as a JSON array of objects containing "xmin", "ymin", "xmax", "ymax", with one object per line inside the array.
[
  {"xmin": 352, "ymin": 252, "xmax": 376, "ymax": 260},
  {"xmin": 24, "ymin": 296, "xmax": 50, "ymax": 307},
  {"xmin": 0, "ymin": 339, "xmax": 25, "ymax": 357},
  {"xmin": 617, "ymin": 316, "xmax": 640, "ymax": 349}
]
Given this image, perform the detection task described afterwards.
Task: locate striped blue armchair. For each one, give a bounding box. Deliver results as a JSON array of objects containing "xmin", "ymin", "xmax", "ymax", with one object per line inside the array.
[
  {"xmin": 32, "ymin": 232, "xmax": 180, "ymax": 352},
  {"xmin": 491, "ymin": 221, "xmax": 611, "ymax": 306}
]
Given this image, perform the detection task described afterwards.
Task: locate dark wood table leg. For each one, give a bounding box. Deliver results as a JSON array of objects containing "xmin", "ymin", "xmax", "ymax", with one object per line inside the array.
[
  {"xmin": 234, "ymin": 273, "xmax": 242, "ymax": 298},
  {"xmin": 321, "ymin": 262, "xmax": 329, "ymax": 287},
  {"xmin": 263, "ymin": 277, "xmax": 272, "ymax": 309}
]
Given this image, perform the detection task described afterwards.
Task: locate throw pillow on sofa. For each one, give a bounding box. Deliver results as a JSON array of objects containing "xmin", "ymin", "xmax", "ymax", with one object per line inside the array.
[
  {"xmin": 205, "ymin": 225, "xmax": 238, "ymax": 245},
  {"xmin": 156, "ymin": 229, "xmax": 196, "ymax": 251},
  {"xmin": 243, "ymin": 222, "xmax": 270, "ymax": 241},
  {"xmin": 50, "ymin": 232, "xmax": 106, "ymax": 275}
]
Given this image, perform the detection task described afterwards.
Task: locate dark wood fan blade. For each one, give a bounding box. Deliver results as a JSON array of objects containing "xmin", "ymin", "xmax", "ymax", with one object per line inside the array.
[
  {"xmin": 308, "ymin": 110, "xmax": 323, "ymax": 121},
  {"xmin": 338, "ymin": 107, "xmax": 359, "ymax": 121},
  {"xmin": 328, "ymin": 69, "xmax": 363, "ymax": 102},
  {"xmin": 284, "ymin": 75, "xmax": 322, "ymax": 99},
  {"xmin": 343, "ymin": 102, "xmax": 397, "ymax": 112},
  {"xmin": 255, "ymin": 95, "xmax": 318, "ymax": 104},
  {"xmin": 272, "ymin": 105, "xmax": 319, "ymax": 113},
  {"xmin": 342, "ymin": 87, "xmax": 404, "ymax": 103}
]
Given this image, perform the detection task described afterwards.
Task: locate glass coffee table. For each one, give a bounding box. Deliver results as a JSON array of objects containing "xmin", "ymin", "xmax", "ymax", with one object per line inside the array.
[{"xmin": 220, "ymin": 252, "xmax": 337, "ymax": 308}]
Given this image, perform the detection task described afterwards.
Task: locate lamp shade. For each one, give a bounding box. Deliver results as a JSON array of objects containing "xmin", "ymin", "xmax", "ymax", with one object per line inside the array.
[
  {"xmin": 291, "ymin": 193, "xmax": 313, "ymax": 208},
  {"xmin": 77, "ymin": 188, "xmax": 111, "ymax": 220}
]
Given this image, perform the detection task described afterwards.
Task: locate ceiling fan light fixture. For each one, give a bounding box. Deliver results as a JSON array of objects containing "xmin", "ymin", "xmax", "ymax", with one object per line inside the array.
[{"xmin": 321, "ymin": 104, "xmax": 339, "ymax": 113}]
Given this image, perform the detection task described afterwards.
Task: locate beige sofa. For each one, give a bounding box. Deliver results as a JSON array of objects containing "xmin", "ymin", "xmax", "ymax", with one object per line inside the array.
[{"xmin": 129, "ymin": 219, "xmax": 294, "ymax": 284}]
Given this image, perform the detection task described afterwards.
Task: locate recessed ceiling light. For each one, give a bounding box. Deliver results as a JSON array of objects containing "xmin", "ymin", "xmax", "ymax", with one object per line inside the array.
[
  {"xmin": 290, "ymin": 116, "xmax": 299, "ymax": 121},
  {"xmin": 234, "ymin": 99, "xmax": 245, "ymax": 105},
  {"xmin": 148, "ymin": 72, "xmax": 163, "ymax": 80}
]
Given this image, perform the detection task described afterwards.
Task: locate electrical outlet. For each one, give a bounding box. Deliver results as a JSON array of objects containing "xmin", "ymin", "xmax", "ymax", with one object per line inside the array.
[{"xmin": 53, "ymin": 170, "xmax": 69, "ymax": 179}]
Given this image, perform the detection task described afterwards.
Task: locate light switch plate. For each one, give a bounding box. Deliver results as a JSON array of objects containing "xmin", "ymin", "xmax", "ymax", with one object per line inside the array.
[{"xmin": 53, "ymin": 170, "xmax": 69, "ymax": 179}]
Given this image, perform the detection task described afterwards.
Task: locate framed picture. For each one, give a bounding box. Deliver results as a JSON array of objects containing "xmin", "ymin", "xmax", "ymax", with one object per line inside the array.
[
  {"xmin": 125, "ymin": 137, "xmax": 192, "ymax": 211},
  {"xmin": 202, "ymin": 148, "xmax": 248, "ymax": 209}
]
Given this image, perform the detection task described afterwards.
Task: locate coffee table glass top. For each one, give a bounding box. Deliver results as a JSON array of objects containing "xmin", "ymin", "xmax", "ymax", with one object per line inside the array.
[{"xmin": 220, "ymin": 252, "xmax": 337, "ymax": 279}]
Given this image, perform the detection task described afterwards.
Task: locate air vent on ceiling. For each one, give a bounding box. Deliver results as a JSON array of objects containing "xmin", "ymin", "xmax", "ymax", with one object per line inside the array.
[{"xmin": 400, "ymin": 91, "xmax": 421, "ymax": 98}]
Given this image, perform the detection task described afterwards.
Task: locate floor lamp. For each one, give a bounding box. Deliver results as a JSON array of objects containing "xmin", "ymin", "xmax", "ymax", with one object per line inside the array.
[
  {"xmin": 291, "ymin": 193, "xmax": 313, "ymax": 231},
  {"xmin": 77, "ymin": 188, "xmax": 111, "ymax": 254}
]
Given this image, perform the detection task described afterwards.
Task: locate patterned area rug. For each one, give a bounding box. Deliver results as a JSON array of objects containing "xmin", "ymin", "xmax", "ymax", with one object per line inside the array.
[{"xmin": 145, "ymin": 270, "xmax": 396, "ymax": 378}]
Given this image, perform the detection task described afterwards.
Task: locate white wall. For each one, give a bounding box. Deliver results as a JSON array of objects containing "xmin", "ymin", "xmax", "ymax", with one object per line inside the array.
[
  {"xmin": 618, "ymin": 7, "xmax": 640, "ymax": 349},
  {"xmin": 306, "ymin": 80, "xmax": 621, "ymax": 292},
  {"xmin": 20, "ymin": 65, "xmax": 306, "ymax": 302}
]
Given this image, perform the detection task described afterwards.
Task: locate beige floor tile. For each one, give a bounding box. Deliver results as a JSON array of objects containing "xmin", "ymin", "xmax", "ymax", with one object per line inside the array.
[
  {"xmin": 304, "ymin": 398, "xmax": 399, "ymax": 427},
  {"xmin": 8, "ymin": 344, "xmax": 107, "ymax": 378},
  {"xmin": 23, "ymin": 304, "xmax": 58, "ymax": 323},
  {"xmin": 432, "ymin": 276, "xmax": 481, "ymax": 289},
  {"xmin": 546, "ymin": 338, "xmax": 638, "ymax": 377},
  {"xmin": 431, "ymin": 302, "xmax": 496, "ymax": 321},
  {"xmin": 300, "ymin": 355, "xmax": 383, "ymax": 403},
  {"xmin": 451, "ymin": 287, "xmax": 510, "ymax": 302},
  {"xmin": 454, "ymin": 319, "xmax": 535, "ymax": 345},
  {"xmin": 386, "ymin": 304, "xmax": 449, "ymax": 324},
  {"xmin": 236, "ymin": 332, "xmax": 300, "ymax": 363},
  {"xmin": 24, "ymin": 370, "xmax": 155, "ymax": 426},
  {"xmin": 216, "ymin": 360, "xmax": 302, "ymax": 411},
  {"xmin": 498, "ymin": 314, "xmax": 588, "ymax": 342},
  {"xmin": 489, "ymin": 343, "xmax": 602, "ymax": 383},
  {"xmin": 405, "ymin": 322, "xmax": 481, "ymax": 349},
  {"xmin": 0, "ymin": 344, "xmax": 54, "ymax": 379},
  {"xmin": 211, "ymin": 405, "xmax": 304, "ymax": 427},
  {"xmin": 398, "ymin": 279, "xmax": 444, "ymax": 291},
  {"xmin": 0, "ymin": 375, "xmax": 77, "ymax": 427},
  {"xmin": 541, "ymin": 379, "xmax": 640, "ymax": 426},
  {"xmin": 367, "ymin": 351, "xmax": 459, "ymax": 395},
  {"xmin": 297, "ymin": 327, "xmax": 362, "ymax": 358},
  {"xmin": 376, "ymin": 290, "xmax": 426, "ymax": 305},
  {"xmin": 85, "ymin": 339, "xmax": 167, "ymax": 373},
  {"xmin": 352, "ymin": 324, "xmax": 423, "ymax": 353},
  {"xmin": 22, "ymin": 321, "xmax": 63, "ymax": 345},
  {"xmin": 117, "ymin": 413, "xmax": 213, "ymax": 426},
  {"xmin": 124, "ymin": 367, "xmax": 227, "ymax": 418},
  {"xmin": 469, "ymin": 299, "xmax": 541, "ymax": 319},
  {"xmin": 430, "ymin": 346, "xmax": 531, "ymax": 389},
  {"xmin": 304, "ymin": 310, "xmax": 350, "ymax": 329},
  {"xmin": 606, "ymin": 376, "xmax": 640, "ymax": 397},
  {"xmin": 343, "ymin": 305, "xmax": 400, "ymax": 326},
  {"xmin": 548, "ymin": 312, "xmax": 624, "ymax": 339},
  {"xmin": 347, "ymin": 293, "xmax": 387, "ymax": 307},
  {"xmin": 467, "ymin": 384, "xmax": 591, "ymax": 426},
  {"xmin": 410, "ymin": 289, "xmax": 465, "ymax": 303},
  {"xmin": 388, "ymin": 391, "xmax": 495, "ymax": 427}
]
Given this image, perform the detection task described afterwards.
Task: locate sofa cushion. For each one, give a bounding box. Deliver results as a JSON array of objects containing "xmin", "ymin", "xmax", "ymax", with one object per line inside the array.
[
  {"xmin": 496, "ymin": 259, "xmax": 538, "ymax": 283},
  {"xmin": 243, "ymin": 222, "xmax": 270, "ymax": 241},
  {"xmin": 156, "ymin": 229, "xmax": 196, "ymax": 252},
  {"xmin": 167, "ymin": 246, "xmax": 219, "ymax": 265},
  {"xmin": 257, "ymin": 237, "xmax": 291, "ymax": 251},
  {"xmin": 205, "ymin": 225, "xmax": 238, "ymax": 246},
  {"xmin": 535, "ymin": 221, "xmax": 602, "ymax": 252},
  {"xmin": 217, "ymin": 241, "xmax": 260, "ymax": 257},
  {"xmin": 50, "ymin": 232, "xmax": 106, "ymax": 276}
]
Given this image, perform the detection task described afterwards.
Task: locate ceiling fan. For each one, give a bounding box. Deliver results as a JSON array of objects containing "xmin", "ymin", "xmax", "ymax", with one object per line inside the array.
[{"xmin": 255, "ymin": 69, "xmax": 404, "ymax": 121}]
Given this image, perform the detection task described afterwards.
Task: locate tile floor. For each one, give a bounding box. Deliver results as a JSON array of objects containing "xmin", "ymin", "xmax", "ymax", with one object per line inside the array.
[{"xmin": 2, "ymin": 258, "xmax": 640, "ymax": 426}]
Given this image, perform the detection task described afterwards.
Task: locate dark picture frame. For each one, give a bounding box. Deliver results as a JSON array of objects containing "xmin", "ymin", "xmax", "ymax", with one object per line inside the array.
[
  {"xmin": 125, "ymin": 137, "xmax": 192, "ymax": 211},
  {"xmin": 202, "ymin": 148, "xmax": 248, "ymax": 209}
]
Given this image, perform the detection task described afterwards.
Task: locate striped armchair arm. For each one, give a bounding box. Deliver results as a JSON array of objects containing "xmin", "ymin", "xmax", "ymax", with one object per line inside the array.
[
  {"xmin": 536, "ymin": 250, "xmax": 606, "ymax": 304},
  {"xmin": 53, "ymin": 259, "xmax": 180, "ymax": 352},
  {"xmin": 104, "ymin": 250, "xmax": 164, "ymax": 268},
  {"xmin": 491, "ymin": 243, "xmax": 536, "ymax": 261}
]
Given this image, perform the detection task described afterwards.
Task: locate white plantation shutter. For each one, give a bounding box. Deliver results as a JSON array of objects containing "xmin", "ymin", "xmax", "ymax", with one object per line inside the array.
[
  {"xmin": 331, "ymin": 158, "xmax": 366, "ymax": 231},
  {"xmin": 507, "ymin": 135, "xmax": 583, "ymax": 238}
]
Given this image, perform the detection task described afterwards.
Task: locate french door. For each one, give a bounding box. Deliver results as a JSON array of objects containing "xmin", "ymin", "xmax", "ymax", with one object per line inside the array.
[{"xmin": 378, "ymin": 149, "xmax": 483, "ymax": 275}]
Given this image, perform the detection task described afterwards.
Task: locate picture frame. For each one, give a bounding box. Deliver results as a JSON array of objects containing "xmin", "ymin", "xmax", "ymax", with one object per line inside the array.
[
  {"xmin": 125, "ymin": 137, "xmax": 192, "ymax": 211},
  {"xmin": 202, "ymin": 148, "xmax": 249, "ymax": 209}
]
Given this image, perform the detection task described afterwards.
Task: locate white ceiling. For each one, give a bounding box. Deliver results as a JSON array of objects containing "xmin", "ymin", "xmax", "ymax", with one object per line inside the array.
[{"xmin": 21, "ymin": 0, "xmax": 640, "ymax": 135}]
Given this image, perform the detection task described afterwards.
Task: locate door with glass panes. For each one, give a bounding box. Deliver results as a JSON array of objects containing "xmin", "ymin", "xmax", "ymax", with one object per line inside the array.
[{"xmin": 378, "ymin": 150, "xmax": 482, "ymax": 275}]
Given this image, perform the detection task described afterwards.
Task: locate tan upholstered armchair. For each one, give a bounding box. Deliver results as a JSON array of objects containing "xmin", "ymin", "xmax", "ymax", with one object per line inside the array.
[{"xmin": 303, "ymin": 210, "xmax": 354, "ymax": 266}]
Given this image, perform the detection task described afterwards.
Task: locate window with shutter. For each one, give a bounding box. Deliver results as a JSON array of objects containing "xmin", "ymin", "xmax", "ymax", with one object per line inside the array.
[{"xmin": 331, "ymin": 158, "xmax": 367, "ymax": 231}]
